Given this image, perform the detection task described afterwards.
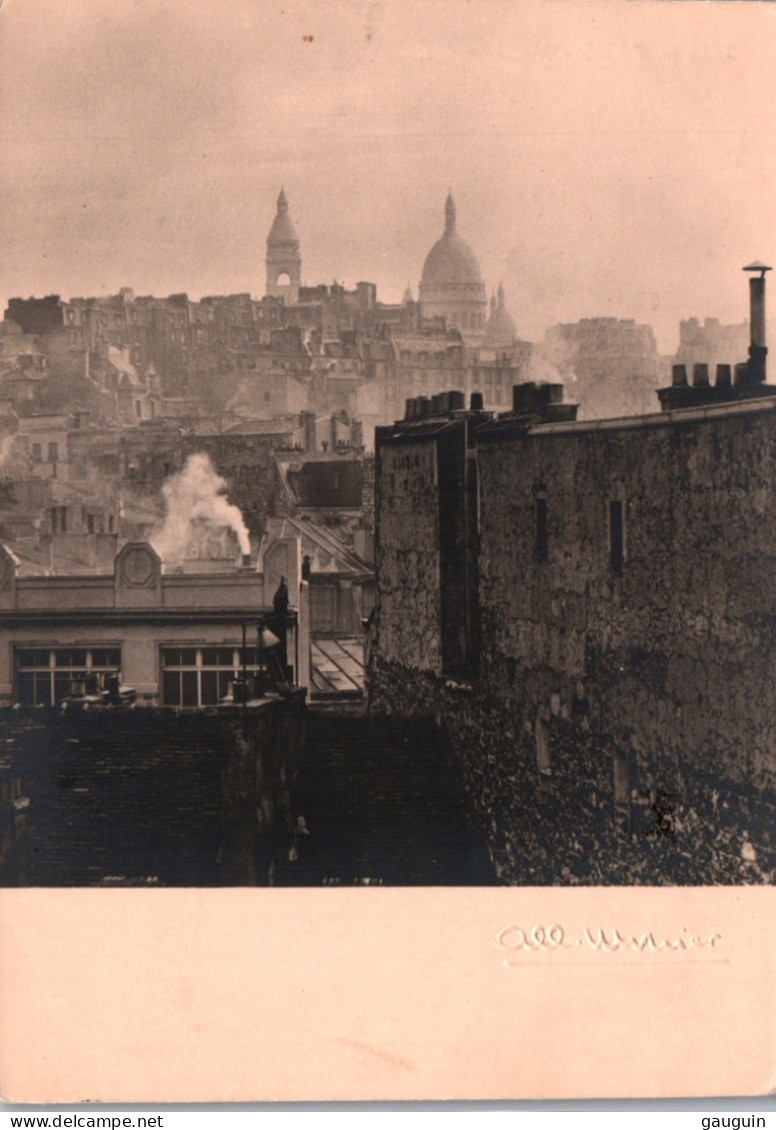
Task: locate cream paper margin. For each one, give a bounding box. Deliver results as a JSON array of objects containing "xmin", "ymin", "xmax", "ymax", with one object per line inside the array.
[{"xmin": 0, "ymin": 886, "xmax": 774, "ymax": 1102}]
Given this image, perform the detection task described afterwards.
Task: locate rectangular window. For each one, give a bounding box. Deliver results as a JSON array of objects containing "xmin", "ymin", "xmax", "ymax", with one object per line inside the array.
[
  {"xmin": 535, "ymin": 496, "xmax": 549, "ymax": 561},
  {"xmin": 160, "ymin": 646, "xmax": 263, "ymax": 708},
  {"xmin": 609, "ymin": 500, "xmax": 624, "ymax": 576},
  {"xmin": 48, "ymin": 442, "xmax": 59, "ymax": 463},
  {"xmin": 15, "ymin": 646, "xmax": 122, "ymax": 706},
  {"xmin": 536, "ymin": 711, "xmax": 552, "ymax": 776},
  {"xmin": 31, "ymin": 443, "xmax": 42, "ymax": 461}
]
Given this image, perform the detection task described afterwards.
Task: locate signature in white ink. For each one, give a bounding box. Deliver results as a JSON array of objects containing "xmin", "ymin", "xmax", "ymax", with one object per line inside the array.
[{"xmin": 495, "ymin": 924, "xmax": 722, "ymax": 959}]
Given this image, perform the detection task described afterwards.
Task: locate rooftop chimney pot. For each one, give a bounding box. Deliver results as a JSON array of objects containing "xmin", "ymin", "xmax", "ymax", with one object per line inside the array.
[
  {"xmin": 692, "ymin": 363, "xmax": 710, "ymax": 387},
  {"xmin": 734, "ymin": 362, "xmax": 749, "ymax": 386},
  {"xmin": 672, "ymin": 364, "xmax": 688, "ymax": 388},
  {"xmin": 744, "ymin": 262, "xmax": 771, "ymax": 383}
]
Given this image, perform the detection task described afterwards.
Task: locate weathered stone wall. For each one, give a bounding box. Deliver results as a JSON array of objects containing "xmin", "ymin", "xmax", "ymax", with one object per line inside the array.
[
  {"xmin": 368, "ymin": 403, "xmax": 776, "ymax": 884},
  {"xmin": 374, "ymin": 439, "xmax": 442, "ymax": 673},
  {"xmin": 368, "ymin": 657, "xmax": 776, "ymax": 884},
  {"xmin": 476, "ymin": 409, "xmax": 776, "ymax": 791}
]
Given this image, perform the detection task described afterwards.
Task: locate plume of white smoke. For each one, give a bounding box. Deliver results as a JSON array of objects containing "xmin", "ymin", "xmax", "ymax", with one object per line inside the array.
[{"xmin": 151, "ymin": 453, "xmax": 250, "ymax": 563}]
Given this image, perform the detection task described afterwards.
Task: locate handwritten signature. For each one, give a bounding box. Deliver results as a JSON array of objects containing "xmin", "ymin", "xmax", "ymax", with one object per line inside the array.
[{"xmin": 495, "ymin": 924, "xmax": 722, "ymax": 959}]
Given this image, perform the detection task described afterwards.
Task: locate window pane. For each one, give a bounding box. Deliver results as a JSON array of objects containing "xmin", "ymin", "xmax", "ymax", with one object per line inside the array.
[
  {"xmin": 17, "ymin": 672, "xmax": 37, "ymax": 705},
  {"xmin": 55, "ymin": 649, "xmax": 88, "ymax": 668},
  {"xmin": 35, "ymin": 673, "xmax": 53, "ymax": 706},
  {"xmin": 54, "ymin": 674, "xmax": 76, "ymax": 701},
  {"xmin": 16, "ymin": 649, "xmax": 50, "ymax": 669},
  {"xmin": 161, "ymin": 648, "xmax": 198, "ymax": 668},
  {"xmin": 181, "ymin": 670, "xmax": 199, "ymax": 707},
  {"xmin": 200, "ymin": 670, "xmax": 219, "ymax": 705},
  {"xmin": 201, "ymin": 647, "xmax": 236, "ymax": 666},
  {"xmin": 90, "ymin": 648, "xmax": 121, "ymax": 668},
  {"xmin": 162, "ymin": 670, "xmax": 180, "ymax": 706}
]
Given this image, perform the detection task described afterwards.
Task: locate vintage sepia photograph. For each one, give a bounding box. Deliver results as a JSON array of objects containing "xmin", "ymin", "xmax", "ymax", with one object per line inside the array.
[
  {"xmin": 1, "ymin": 0, "xmax": 776, "ymax": 1104},
  {"xmin": 0, "ymin": 0, "xmax": 774, "ymax": 892}
]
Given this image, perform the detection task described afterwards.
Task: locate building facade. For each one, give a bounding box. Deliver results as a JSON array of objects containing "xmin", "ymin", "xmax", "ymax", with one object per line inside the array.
[
  {"xmin": 0, "ymin": 536, "xmax": 310, "ymax": 707},
  {"xmin": 543, "ymin": 317, "xmax": 660, "ymax": 420}
]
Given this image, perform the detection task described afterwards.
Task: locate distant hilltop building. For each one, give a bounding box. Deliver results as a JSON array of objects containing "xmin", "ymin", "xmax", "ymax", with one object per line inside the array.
[
  {"xmin": 265, "ymin": 188, "xmax": 302, "ymax": 304},
  {"xmin": 543, "ymin": 316, "xmax": 660, "ymax": 419},
  {"xmin": 672, "ymin": 315, "xmax": 774, "ymax": 377},
  {"xmin": 484, "ymin": 282, "xmax": 517, "ymax": 349},
  {"xmin": 419, "ymin": 192, "xmax": 488, "ymax": 344}
]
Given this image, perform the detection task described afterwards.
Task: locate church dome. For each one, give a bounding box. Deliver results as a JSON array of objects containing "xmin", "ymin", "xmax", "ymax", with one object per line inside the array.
[
  {"xmin": 420, "ymin": 193, "xmax": 484, "ymax": 288},
  {"xmin": 418, "ymin": 193, "xmax": 487, "ymax": 341},
  {"xmin": 484, "ymin": 284, "xmax": 517, "ymax": 348},
  {"xmin": 267, "ymin": 188, "xmax": 299, "ymax": 246}
]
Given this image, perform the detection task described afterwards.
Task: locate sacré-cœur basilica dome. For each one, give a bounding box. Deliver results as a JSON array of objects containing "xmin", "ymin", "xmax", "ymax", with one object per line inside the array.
[{"xmin": 418, "ymin": 192, "xmax": 488, "ymax": 343}]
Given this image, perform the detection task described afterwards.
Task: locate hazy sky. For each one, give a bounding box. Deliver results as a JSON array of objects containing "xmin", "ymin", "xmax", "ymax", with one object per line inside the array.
[{"xmin": 1, "ymin": 0, "xmax": 775, "ymax": 350}]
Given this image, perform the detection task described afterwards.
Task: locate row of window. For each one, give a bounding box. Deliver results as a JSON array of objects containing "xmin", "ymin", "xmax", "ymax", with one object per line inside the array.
[
  {"xmin": 14, "ymin": 646, "xmax": 267, "ymax": 708},
  {"xmin": 535, "ymin": 496, "xmax": 625, "ymax": 575},
  {"xmin": 31, "ymin": 442, "xmax": 59, "ymax": 462},
  {"xmin": 16, "ymin": 647, "xmax": 122, "ymax": 706},
  {"xmin": 446, "ymin": 312, "xmax": 485, "ymax": 331},
  {"xmin": 47, "ymin": 508, "xmax": 116, "ymax": 535}
]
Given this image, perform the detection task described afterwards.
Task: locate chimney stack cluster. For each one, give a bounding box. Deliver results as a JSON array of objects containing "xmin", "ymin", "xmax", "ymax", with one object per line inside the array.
[
  {"xmin": 403, "ymin": 390, "xmax": 466, "ymax": 420},
  {"xmin": 661, "ymin": 266, "xmax": 775, "ymax": 411}
]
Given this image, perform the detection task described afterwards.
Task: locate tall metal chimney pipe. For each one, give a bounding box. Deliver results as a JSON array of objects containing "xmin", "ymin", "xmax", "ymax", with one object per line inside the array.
[{"xmin": 743, "ymin": 262, "xmax": 772, "ymax": 383}]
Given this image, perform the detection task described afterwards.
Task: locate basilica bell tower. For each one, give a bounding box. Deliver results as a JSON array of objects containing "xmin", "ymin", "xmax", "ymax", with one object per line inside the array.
[{"xmin": 265, "ymin": 188, "xmax": 301, "ymax": 304}]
